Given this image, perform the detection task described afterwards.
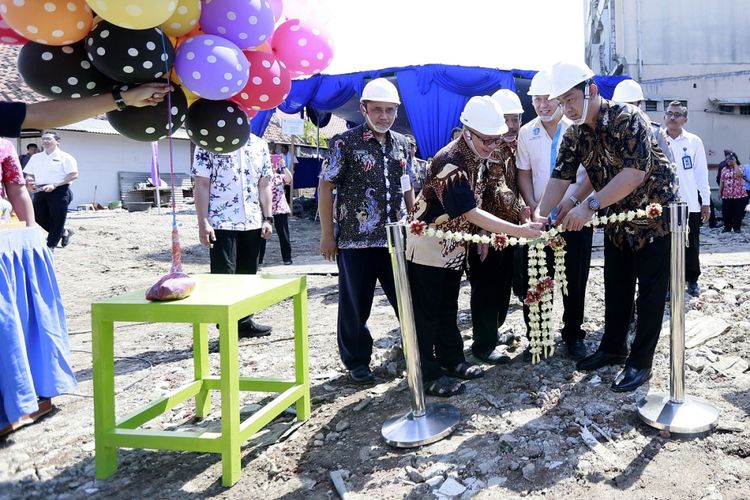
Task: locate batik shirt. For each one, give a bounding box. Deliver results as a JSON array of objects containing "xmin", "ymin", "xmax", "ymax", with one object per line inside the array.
[
  {"xmin": 320, "ymin": 123, "xmax": 414, "ymax": 249},
  {"xmin": 270, "ymin": 156, "xmax": 291, "ymax": 215},
  {"xmin": 0, "ymin": 138, "xmax": 25, "ymax": 200},
  {"xmin": 192, "ymin": 134, "xmax": 272, "ymax": 231},
  {"xmin": 552, "ymin": 99, "xmax": 677, "ymax": 251},
  {"xmin": 484, "ymin": 141, "xmax": 524, "ymax": 223},
  {"xmin": 406, "ymin": 137, "xmax": 486, "ymax": 270}
]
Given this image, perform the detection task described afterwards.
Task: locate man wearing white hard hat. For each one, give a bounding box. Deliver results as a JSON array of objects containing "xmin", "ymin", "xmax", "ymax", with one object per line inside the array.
[
  {"xmin": 406, "ymin": 96, "xmax": 542, "ymax": 397},
  {"xmin": 535, "ymin": 61, "xmax": 677, "ymax": 393},
  {"xmin": 516, "ymin": 69, "xmax": 594, "ymax": 361},
  {"xmin": 318, "ymin": 78, "xmax": 416, "ymax": 385},
  {"xmin": 465, "ymin": 89, "xmax": 527, "ymax": 365}
]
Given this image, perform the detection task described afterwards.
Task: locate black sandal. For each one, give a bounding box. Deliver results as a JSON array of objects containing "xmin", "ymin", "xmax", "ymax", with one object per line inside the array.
[
  {"xmin": 425, "ymin": 376, "xmax": 464, "ymax": 397},
  {"xmin": 443, "ymin": 361, "xmax": 484, "ymax": 380}
]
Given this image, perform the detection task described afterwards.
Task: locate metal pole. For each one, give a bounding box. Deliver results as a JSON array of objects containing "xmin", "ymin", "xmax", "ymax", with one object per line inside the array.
[
  {"xmin": 637, "ymin": 202, "xmax": 719, "ymax": 433},
  {"xmin": 381, "ymin": 223, "xmax": 459, "ymax": 447}
]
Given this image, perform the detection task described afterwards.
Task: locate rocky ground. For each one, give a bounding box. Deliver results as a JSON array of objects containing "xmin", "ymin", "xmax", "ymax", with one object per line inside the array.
[{"xmin": 0, "ymin": 208, "xmax": 748, "ymax": 500}]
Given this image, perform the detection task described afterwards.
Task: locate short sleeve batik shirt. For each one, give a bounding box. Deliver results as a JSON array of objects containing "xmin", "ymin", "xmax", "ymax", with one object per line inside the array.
[
  {"xmin": 552, "ymin": 99, "xmax": 677, "ymax": 251},
  {"xmin": 192, "ymin": 134, "xmax": 272, "ymax": 231},
  {"xmin": 406, "ymin": 137, "xmax": 486, "ymax": 270},
  {"xmin": 320, "ymin": 124, "xmax": 414, "ymax": 249}
]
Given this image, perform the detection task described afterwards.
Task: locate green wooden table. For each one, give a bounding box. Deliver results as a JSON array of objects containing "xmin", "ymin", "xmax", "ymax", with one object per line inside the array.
[{"xmin": 91, "ymin": 273, "xmax": 309, "ymax": 487}]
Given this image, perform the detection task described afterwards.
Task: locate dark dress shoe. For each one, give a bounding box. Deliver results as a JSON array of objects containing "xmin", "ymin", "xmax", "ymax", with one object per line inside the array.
[
  {"xmin": 61, "ymin": 228, "xmax": 75, "ymax": 247},
  {"xmin": 576, "ymin": 350, "xmax": 627, "ymax": 371},
  {"xmin": 283, "ymin": 260, "xmax": 293, "ymax": 265},
  {"xmin": 565, "ymin": 339, "xmax": 588, "ymax": 360},
  {"xmin": 686, "ymin": 282, "xmax": 700, "ymax": 297},
  {"xmin": 473, "ymin": 348, "xmax": 511, "ymax": 365},
  {"xmin": 348, "ymin": 366, "xmax": 375, "ymax": 385},
  {"xmin": 611, "ymin": 366, "xmax": 651, "ymax": 392},
  {"xmin": 238, "ymin": 320, "xmax": 272, "ymax": 338}
]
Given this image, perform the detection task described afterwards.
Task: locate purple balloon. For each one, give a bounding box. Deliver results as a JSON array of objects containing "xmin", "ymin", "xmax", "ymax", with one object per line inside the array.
[
  {"xmin": 200, "ymin": 0, "xmax": 275, "ymax": 49},
  {"xmin": 174, "ymin": 34, "xmax": 249, "ymax": 101}
]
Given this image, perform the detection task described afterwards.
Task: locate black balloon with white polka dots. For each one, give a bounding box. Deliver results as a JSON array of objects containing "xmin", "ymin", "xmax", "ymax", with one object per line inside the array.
[
  {"xmin": 85, "ymin": 20, "xmax": 174, "ymax": 85},
  {"xmin": 185, "ymin": 99, "xmax": 251, "ymax": 154},
  {"xmin": 18, "ymin": 41, "xmax": 115, "ymax": 99},
  {"xmin": 107, "ymin": 84, "xmax": 188, "ymax": 142}
]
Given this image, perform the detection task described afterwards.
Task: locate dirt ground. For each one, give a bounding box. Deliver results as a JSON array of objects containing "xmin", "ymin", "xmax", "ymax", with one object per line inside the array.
[{"xmin": 1, "ymin": 208, "xmax": 749, "ymax": 500}]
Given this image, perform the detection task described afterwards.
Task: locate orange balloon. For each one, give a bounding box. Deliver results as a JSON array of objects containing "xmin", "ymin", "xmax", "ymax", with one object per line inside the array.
[{"xmin": 0, "ymin": 0, "xmax": 93, "ymax": 46}]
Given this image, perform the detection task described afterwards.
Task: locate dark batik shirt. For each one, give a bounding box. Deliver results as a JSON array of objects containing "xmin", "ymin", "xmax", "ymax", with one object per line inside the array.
[
  {"xmin": 484, "ymin": 140, "xmax": 524, "ymax": 223},
  {"xmin": 406, "ymin": 137, "xmax": 486, "ymax": 270},
  {"xmin": 320, "ymin": 123, "xmax": 414, "ymax": 249}
]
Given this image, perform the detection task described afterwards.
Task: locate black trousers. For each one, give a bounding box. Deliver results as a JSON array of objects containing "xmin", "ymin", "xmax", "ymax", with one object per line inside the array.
[
  {"xmin": 258, "ymin": 213, "xmax": 292, "ymax": 263},
  {"xmin": 722, "ymin": 197, "xmax": 747, "ymax": 231},
  {"xmin": 686, "ymin": 212, "xmax": 702, "ymax": 283},
  {"xmin": 33, "ymin": 185, "xmax": 71, "ymax": 248},
  {"xmin": 599, "ymin": 235, "xmax": 670, "ymax": 369},
  {"xmin": 336, "ymin": 248, "xmax": 398, "ymax": 370},
  {"xmin": 521, "ymin": 226, "xmax": 593, "ymax": 343},
  {"xmin": 408, "ymin": 261, "xmax": 466, "ymax": 381},
  {"xmin": 468, "ymin": 246, "xmax": 515, "ymax": 354}
]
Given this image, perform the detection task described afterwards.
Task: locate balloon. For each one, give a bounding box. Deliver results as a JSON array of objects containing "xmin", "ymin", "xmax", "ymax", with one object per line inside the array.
[
  {"xmin": 281, "ymin": 0, "xmax": 331, "ymax": 26},
  {"xmin": 161, "ymin": 0, "xmax": 200, "ymax": 38},
  {"xmin": 199, "ymin": 0, "xmax": 274, "ymax": 50},
  {"xmin": 0, "ymin": 0, "xmax": 93, "ymax": 46},
  {"xmin": 18, "ymin": 41, "xmax": 115, "ymax": 98},
  {"xmin": 231, "ymin": 50, "xmax": 290, "ymax": 112},
  {"xmin": 174, "ymin": 34, "xmax": 248, "ymax": 100},
  {"xmin": 0, "ymin": 15, "xmax": 28, "ymax": 45},
  {"xmin": 85, "ymin": 0, "xmax": 177, "ymax": 30},
  {"xmin": 86, "ymin": 21, "xmax": 174, "ymax": 84},
  {"xmin": 107, "ymin": 84, "xmax": 188, "ymax": 141},
  {"xmin": 272, "ymin": 19, "xmax": 333, "ymax": 77},
  {"xmin": 268, "ymin": 0, "xmax": 283, "ymax": 22},
  {"xmin": 185, "ymin": 99, "xmax": 250, "ymax": 153}
]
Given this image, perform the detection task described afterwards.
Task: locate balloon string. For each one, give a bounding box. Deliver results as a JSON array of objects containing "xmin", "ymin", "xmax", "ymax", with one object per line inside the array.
[{"xmin": 159, "ymin": 30, "xmax": 177, "ymax": 230}]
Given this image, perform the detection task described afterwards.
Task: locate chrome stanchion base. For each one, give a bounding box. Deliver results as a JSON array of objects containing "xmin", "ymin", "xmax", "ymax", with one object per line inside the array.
[
  {"xmin": 637, "ymin": 393, "xmax": 719, "ymax": 434},
  {"xmin": 382, "ymin": 404, "xmax": 460, "ymax": 448}
]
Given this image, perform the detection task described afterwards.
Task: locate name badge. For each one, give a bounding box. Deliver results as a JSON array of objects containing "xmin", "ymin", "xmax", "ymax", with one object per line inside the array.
[
  {"xmin": 682, "ymin": 155, "xmax": 693, "ymax": 170},
  {"xmin": 400, "ymin": 173, "xmax": 412, "ymax": 193}
]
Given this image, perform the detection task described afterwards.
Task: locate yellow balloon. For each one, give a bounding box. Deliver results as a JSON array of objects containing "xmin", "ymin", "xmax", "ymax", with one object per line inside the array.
[
  {"xmin": 85, "ymin": 0, "xmax": 178, "ymax": 30},
  {"xmin": 161, "ymin": 0, "xmax": 200, "ymax": 37}
]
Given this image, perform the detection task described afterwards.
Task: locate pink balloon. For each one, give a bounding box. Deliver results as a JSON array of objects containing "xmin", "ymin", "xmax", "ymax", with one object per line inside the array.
[
  {"xmin": 272, "ymin": 19, "xmax": 333, "ymax": 77},
  {"xmin": 0, "ymin": 16, "xmax": 28, "ymax": 45},
  {"xmin": 231, "ymin": 50, "xmax": 291, "ymax": 111}
]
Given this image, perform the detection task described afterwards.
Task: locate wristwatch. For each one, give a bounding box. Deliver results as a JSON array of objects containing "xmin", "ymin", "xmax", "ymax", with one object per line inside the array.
[
  {"xmin": 587, "ymin": 197, "xmax": 600, "ymax": 211},
  {"xmin": 263, "ymin": 216, "xmax": 274, "ymax": 223},
  {"xmin": 569, "ymin": 195, "xmax": 581, "ymax": 206},
  {"xmin": 112, "ymin": 85, "xmax": 127, "ymax": 111}
]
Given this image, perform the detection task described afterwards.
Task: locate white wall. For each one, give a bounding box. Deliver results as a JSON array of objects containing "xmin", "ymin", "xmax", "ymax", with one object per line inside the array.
[{"xmin": 53, "ymin": 132, "xmax": 192, "ymax": 209}]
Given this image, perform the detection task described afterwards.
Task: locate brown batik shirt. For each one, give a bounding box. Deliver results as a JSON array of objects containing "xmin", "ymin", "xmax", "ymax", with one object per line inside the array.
[
  {"xmin": 551, "ymin": 99, "xmax": 677, "ymax": 251},
  {"xmin": 406, "ymin": 137, "xmax": 486, "ymax": 270},
  {"xmin": 483, "ymin": 141, "xmax": 524, "ymax": 223}
]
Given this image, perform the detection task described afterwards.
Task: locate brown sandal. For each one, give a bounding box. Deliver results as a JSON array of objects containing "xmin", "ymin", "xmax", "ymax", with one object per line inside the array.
[{"xmin": 443, "ymin": 362, "xmax": 484, "ymax": 380}]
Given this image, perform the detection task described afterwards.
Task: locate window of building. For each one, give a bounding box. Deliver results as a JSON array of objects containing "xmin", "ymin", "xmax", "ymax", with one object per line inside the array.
[
  {"xmin": 740, "ymin": 105, "xmax": 750, "ymax": 115},
  {"xmin": 645, "ymin": 100, "xmax": 658, "ymax": 112},
  {"xmin": 718, "ymin": 105, "xmax": 735, "ymax": 113}
]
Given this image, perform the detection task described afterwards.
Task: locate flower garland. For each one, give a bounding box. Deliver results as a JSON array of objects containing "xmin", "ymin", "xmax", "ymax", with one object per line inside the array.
[{"xmin": 408, "ymin": 203, "xmax": 664, "ymax": 364}]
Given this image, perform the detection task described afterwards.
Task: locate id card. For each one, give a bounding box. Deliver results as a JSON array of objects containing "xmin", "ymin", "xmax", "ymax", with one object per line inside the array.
[
  {"xmin": 682, "ymin": 155, "xmax": 693, "ymax": 170},
  {"xmin": 400, "ymin": 173, "xmax": 412, "ymax": 193}
]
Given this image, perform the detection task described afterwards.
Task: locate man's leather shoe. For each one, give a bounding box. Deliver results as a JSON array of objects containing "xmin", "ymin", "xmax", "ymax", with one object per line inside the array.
[
  {"xmin": 565, "ymin": 339, "xmax": 588, "ymax": 360},
  {"xmin": 348, "ymin": 366, "xmax": 375, "ymax": 385},
  {"xmin": 687, "ymin": 282, "xmax": 700, "ymax": 297},
  {"xmin": 473, "ymin": 348, "xmax": 511, "ymax": 365},
  {"xmin": 522, "ymin": 347, "xmax": 532, "ymax": 362},
  {"xmin": 238, "ymin": 320, "xmax": 272, "ymax": 338},
  {"xmin": 611, "ymin": 366, "xmax": 651, "ymax": 392},
  {"xmin": 576, "ymin": 350, "xmax": 627, "ymax": 371}
]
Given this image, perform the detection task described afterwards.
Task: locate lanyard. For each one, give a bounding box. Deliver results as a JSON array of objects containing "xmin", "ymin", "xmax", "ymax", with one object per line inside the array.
[{"xmin": 549, "ymin": 123, "xmax": 563, "ymax": 219}]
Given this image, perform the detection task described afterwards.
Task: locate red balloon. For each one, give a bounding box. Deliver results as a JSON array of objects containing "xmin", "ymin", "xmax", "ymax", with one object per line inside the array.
[
  {"xmin": 231, "ymin": 50, "xmax": 291, "ymax": 112},
  {"xmin": 0, "ymin": 15, "xmax": 28, "ymax": 45}
]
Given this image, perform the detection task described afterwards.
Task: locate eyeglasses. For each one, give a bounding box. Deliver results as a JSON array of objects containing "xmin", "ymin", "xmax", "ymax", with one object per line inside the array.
[
  {"xmin": 664, "ymin": 111, "xmax": 685, "ymax": 118},
  {"xmin": 467, "ymin": 130, "xmax": 504, "ymax": 147}
]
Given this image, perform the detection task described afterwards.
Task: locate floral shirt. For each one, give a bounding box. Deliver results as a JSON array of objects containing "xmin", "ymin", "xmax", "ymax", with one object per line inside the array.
[
  {"xmin": 720, "ymin": 165, "xmax": 746, "ymax": 199},
  {"xmin": 484, "ymin": 141, "xmax": 524, "ymax": 223},
  {"xmin": 552, "ymin": 99, "xmax": 677, "ymax": 251},
  {"xmin": 320, "ymin": 123, "xmax": 414, "ymax": 249},
  {"xmin": 270, "ymin": 155, "xmax": 291, "ymax": 215},
  {"xmin": 192, "ymin": 134, "xmax": 272, "ymax": 231},
  {"xmin": 1, "ymin": 138, "xmax": 25, "ymax": 199},
  {"xmin": 406, "ymin": 137, "xmax": 486, "ymax": 270}
]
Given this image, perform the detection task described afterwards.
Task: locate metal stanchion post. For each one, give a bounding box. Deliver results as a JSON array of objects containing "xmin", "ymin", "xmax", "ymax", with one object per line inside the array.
[
  {"xmin": 637, "ymin": 202, "xmax": 719, "ymax": 433},
  {"xmin": 381, "ymin": 224, "xmax": 460, "ymax": 447}
]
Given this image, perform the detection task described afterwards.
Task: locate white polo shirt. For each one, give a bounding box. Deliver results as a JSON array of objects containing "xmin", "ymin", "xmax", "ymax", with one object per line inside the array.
[
  {"xmin": 24, "ymin": 148, "xmax": 78, "ymax": 186},
  {"xmin": 516, "ymin": 116, "xmax": 588, "ymax": 205},
  {"xmin": 665, "ymin": 129, "xmax": 710, "ymax": 213}
]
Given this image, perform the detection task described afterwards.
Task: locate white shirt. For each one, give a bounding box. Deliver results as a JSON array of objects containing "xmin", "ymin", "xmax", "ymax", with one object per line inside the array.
[
  {"xmin": 516, "ymin": 116, "xmax": 587, "ymax": 205},
  {"xmin": 665, "ymin": 129, "xmax": 710, "ymax": 213},
  {"xmin": 191, "ymin": 134, "xmax": 272, "ymax": 231},
  {"xmin": 24, "ymin": 148, "xmax": 77, "ymax": 186}
]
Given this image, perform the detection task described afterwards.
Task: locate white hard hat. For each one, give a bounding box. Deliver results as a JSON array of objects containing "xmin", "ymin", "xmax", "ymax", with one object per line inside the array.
[
  {"xmin": 527, "ymin": 70, "xmax": 553, "ymax": 96},
  {"xmin": 491, "ymin": 89, "xmax": 524, "ymax": 114},
  {"xmin": 459, "ymin": 96, "xmax": 508, "ymax": 136},
  {"xmin": 611, "ymin": 79, "xmax": 645, "ymax": 104},
  {"xmin": 360, "ymin": 78, "xmax": 400, "ymax": 104},
  {"xmin": 548, "ymin": 61, "xmax": 595, "ymax": 100}
]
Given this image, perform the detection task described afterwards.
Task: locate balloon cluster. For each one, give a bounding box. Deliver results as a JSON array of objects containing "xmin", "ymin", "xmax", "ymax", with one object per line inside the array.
[{"xmin": 2, "ymin": 0, "xmax": 334, "ymax": 153}]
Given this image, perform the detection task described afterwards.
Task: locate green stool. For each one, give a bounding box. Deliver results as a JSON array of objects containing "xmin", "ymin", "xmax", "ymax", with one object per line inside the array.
[{"xmin": 91, "ymin": 274, "xmax": 309, "ymax": 487}]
